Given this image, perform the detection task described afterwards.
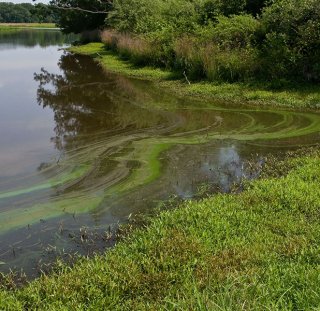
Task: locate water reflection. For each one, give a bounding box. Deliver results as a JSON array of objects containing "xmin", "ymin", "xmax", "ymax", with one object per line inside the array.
[
  {"xmin": 34, "ymin": 53, "xmax": 167, "ymax": 151},
  {"xmin": 0, "ymin": 29, "xmax": 77, "ymax": 49}
]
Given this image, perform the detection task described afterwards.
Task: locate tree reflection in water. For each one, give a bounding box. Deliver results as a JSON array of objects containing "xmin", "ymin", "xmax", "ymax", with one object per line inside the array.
[
  {"xmin": 0, "ymin": 29, "xmax": 77, "ymax": 48},
  {"xmin": 34, "ymin": 53, "xmax": 168, "ymax": 151}
]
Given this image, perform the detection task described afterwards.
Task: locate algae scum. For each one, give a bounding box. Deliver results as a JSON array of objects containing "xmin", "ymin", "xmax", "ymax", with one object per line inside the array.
[{"xmin": 0, "ymin": 30, "xmax": 320, "ymax": 276}]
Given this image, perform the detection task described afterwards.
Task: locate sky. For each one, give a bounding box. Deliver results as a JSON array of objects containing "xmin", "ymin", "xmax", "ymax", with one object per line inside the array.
[{"xmin": 0, "ymin": 0, "xmax": 49, "ymax": 3}]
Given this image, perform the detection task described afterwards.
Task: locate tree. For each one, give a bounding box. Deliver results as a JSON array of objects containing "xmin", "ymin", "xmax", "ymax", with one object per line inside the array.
[
  {"xmin": 0, "ymin": 3, "xmax": 32, "ymax": 23},
  {"xmin": 245, "ymin": 0, "xmax": 269, "ymax": 16},
  {"xmin": 49, "ymin": 0, "xmax": 112, "ymax": 33},
  {"xmin": 0, "ymin": 2, "xmax": 57, "ymax": 23},
  {"xmin": 31, "ymin": 3, "xmax": 58, "ymax": 23},
  {"xmin": 201, "ymin": 0, "xmax": 269, "ymax": 23},
  {"xmin": 34, "ymin": 53, "xmax": 164, "ymax": 149}
]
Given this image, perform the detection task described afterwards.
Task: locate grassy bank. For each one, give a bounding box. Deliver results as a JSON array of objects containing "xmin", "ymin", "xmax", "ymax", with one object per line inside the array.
[
  {"xmin": 1, "ymin": 148, "xmax": 320, "ymax": 309},
  {"xmin": 69, "ymin": 43, "xmax": 320, "ymax": 110},
  {"xmin": 0, "ymin": 23, "xmax": 57, "ymax": 30}
]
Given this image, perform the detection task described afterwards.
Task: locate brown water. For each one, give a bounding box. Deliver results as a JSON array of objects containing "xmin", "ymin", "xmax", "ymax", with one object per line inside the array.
[{"xmin": 0, "ymin": 29, "xmax": 319, "ymax": 277}]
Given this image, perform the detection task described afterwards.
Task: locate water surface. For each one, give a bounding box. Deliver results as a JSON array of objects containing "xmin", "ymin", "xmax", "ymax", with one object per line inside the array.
[{"xmin": 0, "ymin": 29, "xmax": 319, "ymax": 276}]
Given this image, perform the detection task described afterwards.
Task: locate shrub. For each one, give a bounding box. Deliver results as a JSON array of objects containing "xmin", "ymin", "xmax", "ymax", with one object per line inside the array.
[
  {"xmin": 201, "ymin": 0, "xmax": 246, "ymax": 20},
  {"xmin": 211, "ymin": 14, "xmax": 259, "ymax": 49},
  {"xmin": 200, "ymin": 0, "xmax": 269, "ymax": 23},
  {"xmin": 174, "ymin": 15, "xmax": 259, "ymax": 81},
  {"xmin": 109, "ymin": 0, "xmax": 203, "ymax": 34},
  {"xmin": 108, "ymin": 0, "xmax": 165, "ymax": 34},
  {"xmin": 102, "ymin": 0, "xmax": 319, "ymax": 84},
  {"xmin": 261, "ymin": 0, "xmax": 320, "ymax": 81}
]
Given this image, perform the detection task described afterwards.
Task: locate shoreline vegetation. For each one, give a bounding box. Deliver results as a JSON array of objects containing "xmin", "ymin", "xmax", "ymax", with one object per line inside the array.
[
  {"xmin": 70, "ymin": 42, "xmax": 320, "ymax": 110},
  {"xmin": 64, "ymin": 0, "xmax": 320, "ymax": 111},
  {"xmin": 1, "ymin": 147, "xmax": 320, "ymax": 309},
  {"xmin": 0, "ymin": 23, "xmax": 57, "ymax": 30}
]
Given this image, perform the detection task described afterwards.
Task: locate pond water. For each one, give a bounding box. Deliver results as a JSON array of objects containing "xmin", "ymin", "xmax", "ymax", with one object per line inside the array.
[{"xmin": 0, "ymin": 29, "xmax": 319, "ymax": 277}]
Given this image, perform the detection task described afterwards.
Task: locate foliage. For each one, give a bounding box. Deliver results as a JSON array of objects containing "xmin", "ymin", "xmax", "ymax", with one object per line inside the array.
[
  {"xmin": 106, "ymin": 0, "xmax": 320, "ymax": 83},
  {"xmin": 101, "ymin": 30, "xmax": 158, "ymax": 65},
  {"xmin": 201, "ymin": 0, "xmax": 247, "ymax": 20},
  {"xmin": 49, "ymin": 0, "xmax": 111, "ymax": 33},
  {"xmin": 199, "ymin": 0, "xmax": 268, "ymax": 22},
  {"xmin": 261, "ymin": 0, "xmax": 320, "ymax": 81},
  {"xmin": 0, "ymin": 3, "xmax": 57, "ymax": 23},
  {"xmin": 107, "ymin": 13, "xmax": 260, "ymax": 81},
  {"xmin": 109, "ymin": 0, "xmax": 203, "ymax": 35},
  {"xmin": 211, "ymin": 14, "xmax": 259, "ymax": 49},
  {"xmin": 1, "ymin": 149, "xmax": 320, "ymax": 309}
]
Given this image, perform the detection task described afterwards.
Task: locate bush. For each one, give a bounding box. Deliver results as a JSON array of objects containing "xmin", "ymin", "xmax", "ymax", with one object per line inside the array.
[
  {"xmin": 200, "ymin": 0, "xmax": 268, "ymax": 22},
  {"xmin": 174, "ymin": 15, "xmax": 259, "ymax": 81},
  {"xmin": 261, "ymin": 0, "xmax": 320, "ymax": 81},
  {"xmin": 201, "ymin": 0, "xmax": 247, "ymax": 20},
  {"xmin": 109, "ymin": 0, "xmax": 203, "ymax": 34},
  {"xmin": 108, "ymin": 0, "xmax": 164, "ymax": 33},
  {"xmin": 211, "ymin": 14, "xmax": 259, "ymax": 49}
]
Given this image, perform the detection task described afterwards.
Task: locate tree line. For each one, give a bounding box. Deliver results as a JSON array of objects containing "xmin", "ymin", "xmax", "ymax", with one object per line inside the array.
[{"xmin": 0, "ymin": 2, "xmax": 57, "ymax": 23}]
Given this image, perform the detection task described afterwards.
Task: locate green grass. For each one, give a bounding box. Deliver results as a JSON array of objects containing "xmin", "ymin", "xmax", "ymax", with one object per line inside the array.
[
  {"xmin": 70, "ymin": 43, "xmax": 320, "ymax": 110},
  {"xmin": 1, "ymin": 148, "xmax": 320, "ymax": 310},
  {"xmin": 69, "ymin": 43, "xmax": 173, "ymax": 81},
  {"xmin": 0, "ymin": 23, "xmax": 57, "ymax": 30}
]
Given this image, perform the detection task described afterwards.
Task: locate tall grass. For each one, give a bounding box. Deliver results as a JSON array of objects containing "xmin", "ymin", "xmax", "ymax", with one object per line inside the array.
[
  {"xmin": 174, "ymin": 36, "xmax": 258, "ymax": 82},
  {"xmin": 100, "ymin": 13, "xmax": 262, "ymax": 82},
  {"xmin": 101, "ymin": 29, "xmax": 157, "ymax": 65},
  {"xmin": 101, "ymin": 30, "xmax": 258, "ymax": 82},
  {"xmin": 100, "ymin": 9, "xmax": 264, "ymax": 82},
  {"xmin": 174, "ymin": 36, "xmax": 205, "ymax": 79}
]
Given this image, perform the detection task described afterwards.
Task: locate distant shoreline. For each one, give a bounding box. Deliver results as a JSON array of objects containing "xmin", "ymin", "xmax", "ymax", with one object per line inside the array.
[{"xmin": 0, "ymin": 23, "xmax": 57, "ymax": 30}]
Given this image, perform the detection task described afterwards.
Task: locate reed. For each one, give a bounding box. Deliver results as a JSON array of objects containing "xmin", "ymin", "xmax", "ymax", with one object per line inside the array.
[
  {"xmin": 101, "ymin": 29, "xmax": 156, "ymax": 65},
  {"xmin": 174, "ymin": 35, "xmax": 258, "ymax": 82},
  {"xmin": 174, "ymin": 36, "xmax": 205, "ymax": 79}
]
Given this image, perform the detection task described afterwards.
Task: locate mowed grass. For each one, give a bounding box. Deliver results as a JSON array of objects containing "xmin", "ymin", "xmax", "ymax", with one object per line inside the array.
[
  {"xmin": 1, "ymin": 149, "xmax": 320, "ymax": 310},
  {"xmin": 70, "ymin": 43, "xmax": 320, "ymax": 110}
]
